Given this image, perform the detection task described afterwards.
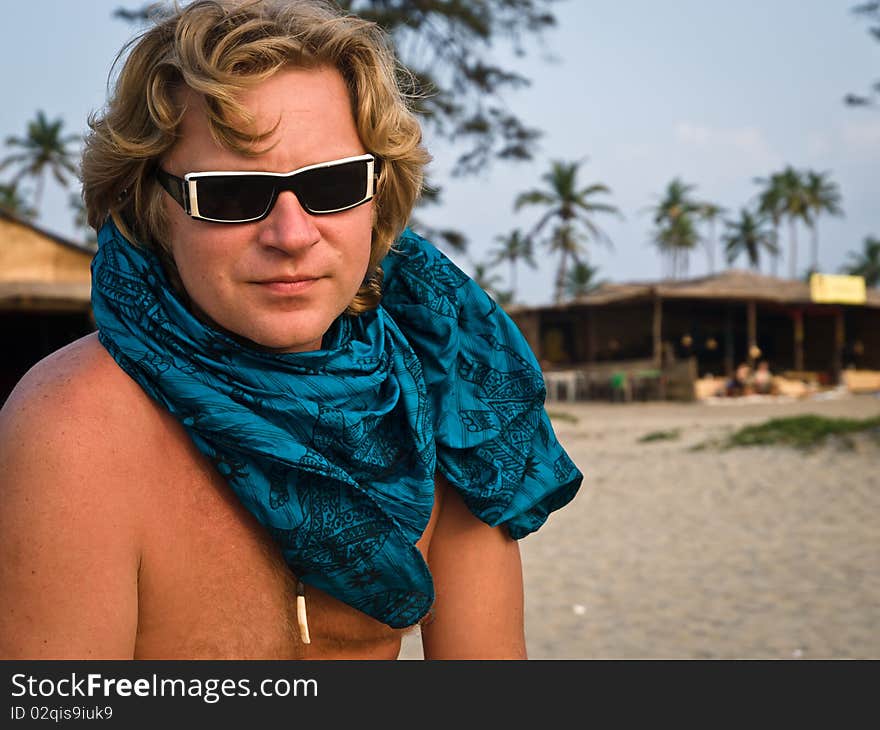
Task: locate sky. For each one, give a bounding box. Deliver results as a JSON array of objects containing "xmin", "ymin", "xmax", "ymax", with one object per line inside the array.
[{"xmin": 1, "ymin": 0, "xmax": 878, "ymax": 306}]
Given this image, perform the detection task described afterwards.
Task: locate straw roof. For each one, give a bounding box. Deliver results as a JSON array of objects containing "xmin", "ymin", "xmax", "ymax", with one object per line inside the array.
[
  {"xmin": 0, "ymin": 210, "xmax": 95, "ymax": 255},
  {"xmin": 0, "ymin": 210, "xmax": 93, "ymax": 311},
  {"xmin": 509, "ymin": 268, "xmax": 880, "ymax": 312},
  {"xmin": 0, "ymin": 281, "xmax": 92, "ymax": 311}
]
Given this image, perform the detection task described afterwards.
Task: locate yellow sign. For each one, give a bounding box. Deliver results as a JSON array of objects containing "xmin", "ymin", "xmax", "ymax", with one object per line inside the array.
[{"xmin": 810, "ymin": 273, "xmax": 866, "ymax": 304}]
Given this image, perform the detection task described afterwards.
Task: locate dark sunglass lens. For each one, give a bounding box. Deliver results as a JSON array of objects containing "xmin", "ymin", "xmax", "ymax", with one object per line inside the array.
[
  {"xmin": 196, "ymin": 176, "xmax": 274, "ymax": 221},
  {"xmin": 297, "ymin": 160, "xmax": 368, "ymax": 213}
]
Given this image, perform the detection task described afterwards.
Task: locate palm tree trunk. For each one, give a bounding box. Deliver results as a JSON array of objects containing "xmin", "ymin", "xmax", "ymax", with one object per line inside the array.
[
  {"xmin": 789, "ymin": 218, "xmax": 798, "ymax": 279},
  {"xmin": 555, "ymin": 249, "xmax": 568, "ymax": 303},
  {"xmin": 771, "ymin": 226, "xmax": 779, "ymax": 277},
  {"xmin": 707, "ymin": 220, "xmax": 716, "ymax": 274},
  {"xmin": 811, "ymin": 223, "xmax": 819, "ymax": 273},
  {"xmin": 510, "ymin": 260, "xmax": 517, "ymax": 292},
  {"xmin": 34, "ymin": 174, "xmax": 46, "ymax": 213}
]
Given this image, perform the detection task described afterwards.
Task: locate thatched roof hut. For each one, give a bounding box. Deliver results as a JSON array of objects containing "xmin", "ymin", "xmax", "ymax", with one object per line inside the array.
[
  {"xmin": 0, "ymin": 210, "xmax": 93, "ymax": 311},
  {"xmin": 0, "ymin": 211, "xmax": 95, "ymax": 402},
  {"xmin": 537, "ymin": 269, "xmax": 880, "ymax": 309},
  {"xmin": 508, "ymin": 268, "xmax": 880, "ymax": 397}
]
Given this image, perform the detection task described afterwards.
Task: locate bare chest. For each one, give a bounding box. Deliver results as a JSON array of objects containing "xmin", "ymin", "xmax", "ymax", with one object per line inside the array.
[{"xmin": 132, "ymin": 435, "xmax": 412, "ymax": 659}]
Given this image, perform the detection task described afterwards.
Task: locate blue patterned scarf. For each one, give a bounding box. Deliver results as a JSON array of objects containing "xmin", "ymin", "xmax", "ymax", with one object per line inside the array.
[{"xmin": 91, "ymin": 219, "xmax": 582, "ymax": 628}]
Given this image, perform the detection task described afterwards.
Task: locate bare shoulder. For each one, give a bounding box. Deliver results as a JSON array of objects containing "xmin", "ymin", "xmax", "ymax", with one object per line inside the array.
[
  {"xmin": 0, "ymin": 331, "xmax": 177, "ymax": 525},
  {"xmin": 1, "ymin": 333, "xmax": 177, "ymax": 464},
  {"xmin": 2, "ymin": 332, "xmax": 210, "ymax": 487},
  {"xmin": 0, "ymin": 334, "xmax": 153, "ymax": 657},
  {"xmin": 2, "ymin": 332, "xmax": 148, "ymax": 429}
]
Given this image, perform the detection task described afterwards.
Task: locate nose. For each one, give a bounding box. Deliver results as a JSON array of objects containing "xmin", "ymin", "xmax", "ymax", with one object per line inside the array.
[{"xmin": 256, "ymin": 190, "xmax": 320, "ymax": 254}]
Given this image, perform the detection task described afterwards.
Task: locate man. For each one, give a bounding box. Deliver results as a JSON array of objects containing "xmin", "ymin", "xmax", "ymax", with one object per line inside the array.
[{"xmin": 0, "ymin": 0, "xmax": 580, "ymax": 659}]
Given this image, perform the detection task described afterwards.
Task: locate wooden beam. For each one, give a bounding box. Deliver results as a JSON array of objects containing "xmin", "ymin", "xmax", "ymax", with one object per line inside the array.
[
  {"xmin": 652, "ymin": 293, "xmax": 662, "ymax": 368},
  {"xmin": 833, "ymin": 308, "xmax": 845, "ymax": 385},
  {"xmin": 587, "ymin": 308, "xmax": 596, "ymax": 363},
  {"xmin": 0, "ymin": 299, "xmax": 91, "ymax": 313},
  {"xmin": 747, "ymin": 300, "xmax": 757, "ymax": 368},
  {"xmin": 793, "ymin": 309, "xmax": 804, "ymax": 371},
  {"xmin": 724, "ymin": 305, "xmax": 734, "ymax": 376}
]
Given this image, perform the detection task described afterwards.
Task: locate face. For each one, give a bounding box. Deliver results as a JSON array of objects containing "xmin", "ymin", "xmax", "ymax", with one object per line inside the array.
[{"xmin": 161, "ymin": 65, "xmax": 374, "ymax": 353}]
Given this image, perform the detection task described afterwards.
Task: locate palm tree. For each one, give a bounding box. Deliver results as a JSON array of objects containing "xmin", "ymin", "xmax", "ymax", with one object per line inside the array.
[
  {"xmin": 489, "ymin": 228, "xmax": 536, "ymax": 295},
  {"xmin": 697, "ymin": 201, "xmax": 726, "ymax": 275},
  {"xmin": 803, "ymin": 170, "xmax": 843, "ymax": 272},
  {"xmin": 565, "ymin": 260, "xmax": 604, "ymax": 300},
  {"xmin": 779, "ymin": 166, "xmax": 812, "ymax": 279},
  {"xmin": 754, "ymin": 175, "xmax": 784, "ymax": 276},
  {"xmin": 842, "ymin": 235, "xmax": 880, "ymax": 287},
  {"xmin": 655, "ymin": 213, "xmax": 699, "ymax": 278},
  {"xmin": 0, "ymin": 111, "xmax": 80, "ymax": 211},
  {"xmin": 756, "ymin": 167, "xmax": 810, "ymax": 279},
  {"xmin": 722, "ymin": 209, "xmax": 778, "ymax": 271},
  {"xmin": 649, "ymin": 178, "xmax": 700, "ymax": 279},
  {"xmin": 515, "ymin": 159, "xmax": 621, "ymax": 303},
  {"xmin": 0, "ymin": 182, "xmax": 37, "ymax": 220}
]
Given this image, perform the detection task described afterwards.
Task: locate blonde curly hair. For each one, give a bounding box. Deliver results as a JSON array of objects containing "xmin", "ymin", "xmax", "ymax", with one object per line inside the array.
[{"xmin": 82, "ymin": 0, "xmax": 430, "ymax": 313}]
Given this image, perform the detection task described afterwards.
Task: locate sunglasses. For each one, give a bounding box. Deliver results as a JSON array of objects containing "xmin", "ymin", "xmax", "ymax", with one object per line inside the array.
[{"xmin": 155, "ymin": 153, "xmax": 379, "ymax": 223}]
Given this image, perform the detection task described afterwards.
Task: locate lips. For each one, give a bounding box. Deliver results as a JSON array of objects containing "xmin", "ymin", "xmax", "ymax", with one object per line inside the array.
[
  {"xmin": 258, "ymin": 275, "xmax": 320, "ymax": 284},
  {"xmin": 253, "ymin": 275, "xmax": 323, "ymax": 294}
]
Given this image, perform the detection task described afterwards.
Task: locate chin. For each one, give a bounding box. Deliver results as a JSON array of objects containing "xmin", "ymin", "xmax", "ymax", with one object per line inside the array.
[
  {"xmin": 235, "ymin": 316, "xmax": 334, "ymax": 354},
  {"xmin": 238, "ymin": 330, "xmax": 324, "ymax": 354}
]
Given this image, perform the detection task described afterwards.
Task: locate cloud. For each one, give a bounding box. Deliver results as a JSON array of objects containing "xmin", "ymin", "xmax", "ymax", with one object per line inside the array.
[
  {"xmin": 841, "ymin": 120, "xmax": 880, "ymax": 157},
  {"xmin": 674, "ymin": 122, "xmax": 713, "ymax": 146},
  {"xmin": 806, "ymin": 132, "xmax": 832, "ymax": 158},
  {"xmin": 674, "ymin": 122, "xmax": 778, "ymax": 160},
  {"xmin": 670, "ymin": 121, "xmax": 783, "ymax": 180},
  {"xmin": 611, "ymin": 141, "xmax": 655, "ymax": 163}
]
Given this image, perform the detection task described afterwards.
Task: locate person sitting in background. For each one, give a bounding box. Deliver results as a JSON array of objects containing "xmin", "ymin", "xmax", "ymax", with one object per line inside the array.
[
  {"xmin": 726, "ymin": 362, "xmax": 751, "ymax": 397},
  {"xmin": 752, "ymin": 360, "xmax": 774, "ymax": 395}
]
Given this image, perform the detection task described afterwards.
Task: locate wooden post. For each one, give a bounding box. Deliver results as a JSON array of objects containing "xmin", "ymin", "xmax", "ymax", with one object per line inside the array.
[
  {"xmin": 724, "ymin": 305, "xmax": 734, "ymax": 377},
  {"xmin": 747, "ymin": 300, "xmax": 757, "ymax": 368},
  {"xmin": 515, "ymin": 311, "xmax": 542, "ymax": 362},
  {"xmin": 833, "ymin": 307, "xmax": 845, "ymax": 385},
  {"xmin": 793, "ymin": 309, "xmax": 804, "ymax": 372},
  {"xmin": 652, "ymin": 293, "xmax": 663, "ymax": 368},
  {"xmin": 587, "ymin": 307, "xmax": 596, "ymax": 363}
]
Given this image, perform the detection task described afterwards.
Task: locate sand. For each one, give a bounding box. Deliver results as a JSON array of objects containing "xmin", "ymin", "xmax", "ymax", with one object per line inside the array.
[{"xmin": 400, "ymin": 391, "xmax": 880, "ymax": 659}]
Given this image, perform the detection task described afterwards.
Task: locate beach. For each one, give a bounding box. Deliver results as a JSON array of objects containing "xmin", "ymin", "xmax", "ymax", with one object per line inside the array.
[{"xmin": 401, "ymin": 392, "xmax": 880, "ymax": 659}]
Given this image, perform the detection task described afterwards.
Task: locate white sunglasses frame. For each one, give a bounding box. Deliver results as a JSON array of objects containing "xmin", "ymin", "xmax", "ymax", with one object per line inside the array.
[{"xmin": 160, "ymin": 153, "xmax": 377, "ymax": 223}]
